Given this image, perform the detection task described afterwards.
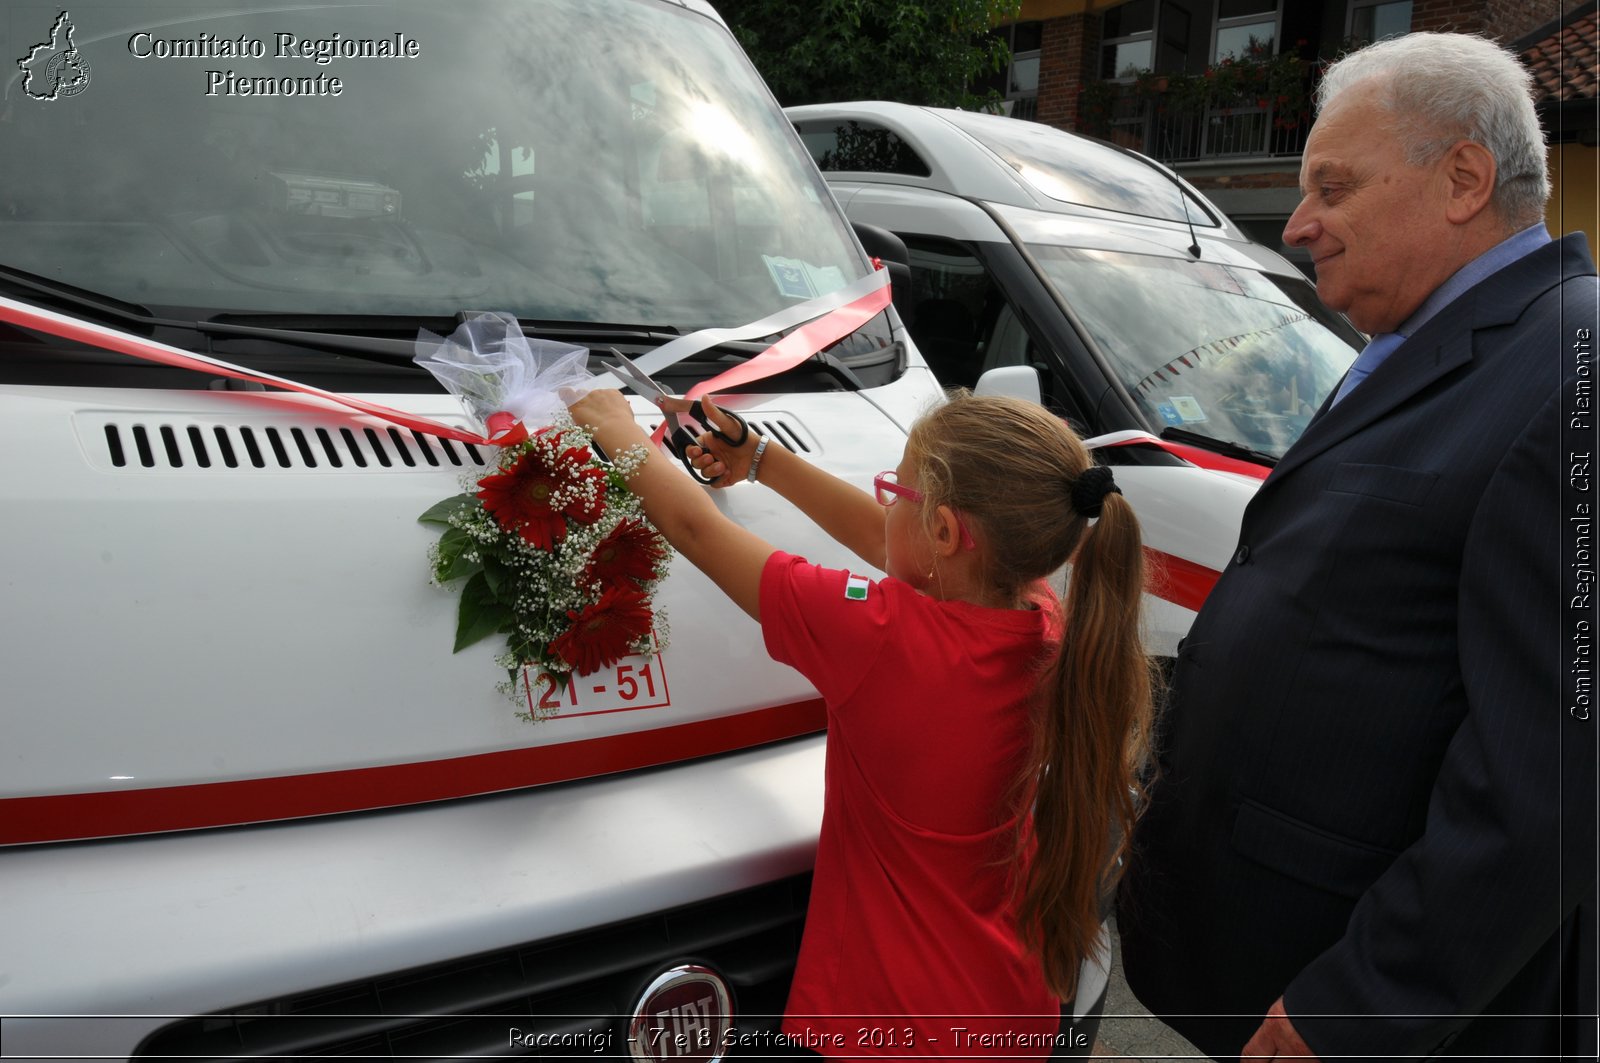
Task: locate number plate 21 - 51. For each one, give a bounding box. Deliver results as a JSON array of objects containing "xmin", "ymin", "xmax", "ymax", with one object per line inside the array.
[{"xmin": 534, "ymin": 655, "xmax": 671, "ymax": 719}]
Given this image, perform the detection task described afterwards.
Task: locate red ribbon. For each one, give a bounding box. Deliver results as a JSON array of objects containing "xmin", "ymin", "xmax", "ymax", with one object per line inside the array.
[{"xmin": 484, "ymin": 411, "xmax": 529, "ymax": 446}]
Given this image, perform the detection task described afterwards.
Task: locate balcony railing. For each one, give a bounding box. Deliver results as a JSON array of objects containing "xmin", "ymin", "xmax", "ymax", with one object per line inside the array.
[{"xmin": 1085, "ymin": 76, "xmax": 1313, "ymax": 163}]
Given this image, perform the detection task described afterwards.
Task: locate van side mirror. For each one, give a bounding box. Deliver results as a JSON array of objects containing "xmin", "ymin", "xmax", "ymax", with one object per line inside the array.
[
  {"xmin": 851, "ymin": 222, "xmax": 916, "ymax": 328},
  {"xmin": 974, "ymin": 365, "xmax": 1042, "ymax": 405}
]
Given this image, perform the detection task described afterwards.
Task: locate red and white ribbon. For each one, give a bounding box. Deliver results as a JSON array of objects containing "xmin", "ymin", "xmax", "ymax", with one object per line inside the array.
[
  {"xmin": 588, "ymin": 267, "xmax": 891, "ymax": 391},
  {"xmin": 679, "ymin": 271, "xmax": 892, "ymax": 401},
  {"xmin": 646, "ymin": 268, "xmax": 894, "ymax": 445},
  {"xmin": 0, "ymin": 292, "xmax": 498, "ymax": 444}
]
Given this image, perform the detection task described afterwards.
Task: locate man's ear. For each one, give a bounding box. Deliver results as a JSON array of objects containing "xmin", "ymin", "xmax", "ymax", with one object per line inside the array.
[
  {"xmin": 931, "ymin": 504, "xmax": 964, "ymax": 559},
  {"xmin": 1441, "ymin": 139, "xmax": 1497, "ymax": 225}
]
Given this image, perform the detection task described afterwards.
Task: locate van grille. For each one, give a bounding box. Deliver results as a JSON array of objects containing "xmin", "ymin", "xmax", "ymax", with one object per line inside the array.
[{"xmin": 134, "ymin": 874, "xmax": 809, "ymax": 1062}]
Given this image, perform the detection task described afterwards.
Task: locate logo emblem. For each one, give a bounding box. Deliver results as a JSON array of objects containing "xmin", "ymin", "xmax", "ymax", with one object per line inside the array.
[
  {"xmin": 628, "ymin": 964, "xmax": 734, "ymax": 1063},
  {"xmin": 17, "ymin": 11, "xmax": 91, "ymax": 101}
]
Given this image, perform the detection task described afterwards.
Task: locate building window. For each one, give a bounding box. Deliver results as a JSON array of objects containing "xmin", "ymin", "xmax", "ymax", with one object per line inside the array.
[
  {"xmin": 1214, "ymin": 0, "xmax": 1278, "ymax": 61},
  {"xmin": 1348, "ymin": 0, "xmax": 1412, "ymax": 45},
  {"xmin": 980, "ymin": 21, "xmax": 1043, "ymax": 119},
  {"xmin": 1101, "ymin": 0, "xmax": 1156, "ymax": 78}
]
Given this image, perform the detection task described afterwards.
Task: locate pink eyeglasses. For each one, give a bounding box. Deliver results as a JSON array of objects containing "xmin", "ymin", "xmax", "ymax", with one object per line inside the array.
[{"xmin": 873, "ymin": 471, "xmax": 978, "ymax": 550}]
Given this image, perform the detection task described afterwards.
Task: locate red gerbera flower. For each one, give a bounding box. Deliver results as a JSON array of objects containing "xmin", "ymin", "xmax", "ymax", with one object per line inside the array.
[
  {"xmin": 476, "ymin": 432, "xmax": 608, "ymax": 549},
  {"xmin": 549, "ymin": 586, "xmax": 654, "ymax": 676},
  {"xmin": 585, "ymin": 518, "xmax": 668, "ymax": 590}
]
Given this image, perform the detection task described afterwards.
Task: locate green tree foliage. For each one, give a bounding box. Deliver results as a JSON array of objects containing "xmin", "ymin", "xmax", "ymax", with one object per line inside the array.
[{"xmin": 717, "ymin": 0, "xmax": 1022, "ymax": 108}]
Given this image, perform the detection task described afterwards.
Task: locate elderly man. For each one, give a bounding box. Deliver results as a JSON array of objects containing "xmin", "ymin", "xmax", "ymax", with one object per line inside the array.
[{"xmin": 1118, "ymin": 31, "xmax": 1597, "ymax": 1063}]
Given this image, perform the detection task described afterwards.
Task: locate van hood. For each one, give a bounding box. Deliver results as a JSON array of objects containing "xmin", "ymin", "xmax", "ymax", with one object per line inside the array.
[{"xmin": 0, "ymin": 383, "xmax": 918, "ymax": 844}]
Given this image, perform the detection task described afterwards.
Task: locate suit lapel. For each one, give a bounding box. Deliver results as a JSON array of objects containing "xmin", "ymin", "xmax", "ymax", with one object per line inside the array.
[{"xmin": 1267, "ymin": 323, "xmax": 1472, "ymax": 485}]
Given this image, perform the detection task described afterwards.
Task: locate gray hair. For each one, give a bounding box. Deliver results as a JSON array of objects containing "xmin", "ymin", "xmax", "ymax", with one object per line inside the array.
[{"xmin": 1316, "ymin": 32, "xmax": 1549, "ymax": 227}]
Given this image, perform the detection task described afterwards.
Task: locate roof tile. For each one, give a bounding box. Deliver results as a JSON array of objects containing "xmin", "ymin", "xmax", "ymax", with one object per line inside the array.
[{"xmin": 1521, "ymin": 9, "xmax": 1599, "ymax": 103}]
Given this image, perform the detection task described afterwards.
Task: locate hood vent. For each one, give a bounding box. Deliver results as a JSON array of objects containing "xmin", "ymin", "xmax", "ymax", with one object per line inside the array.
[
  {"xmin": 646, "ymin": 416, "xmax": 811, "ymax": 455},
  {"xmin": 93, "ymin": 415, "xmax": 811, "ymax": 473},
  {"xmin": 99, "ymin": 420, "xmax": 488, "ymax": 473},
  {"xmin": 755, "ymin": 417, "xmax": 810, "ymax": 454}
]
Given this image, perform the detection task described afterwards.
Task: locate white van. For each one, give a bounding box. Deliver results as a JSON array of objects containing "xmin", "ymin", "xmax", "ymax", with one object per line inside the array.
[
  {"xmin": 0, "ymin": 1, "xmax": 945, "ymax": 1057},
  {"xmin": 2, "ymin": 4, "xmax": 1286, "ymax": 1060}
]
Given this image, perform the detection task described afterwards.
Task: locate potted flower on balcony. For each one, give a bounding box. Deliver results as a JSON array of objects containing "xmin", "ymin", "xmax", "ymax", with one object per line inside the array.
[{"xmin": 1128, "ymin": 37, "xmax": 1313, "ymax": 130}]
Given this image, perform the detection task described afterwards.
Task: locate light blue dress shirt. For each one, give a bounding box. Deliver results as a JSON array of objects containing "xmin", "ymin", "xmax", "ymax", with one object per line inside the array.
[{"xmin": 1331, "ymin": 223, "xmax": 1553, "ymax": 405}]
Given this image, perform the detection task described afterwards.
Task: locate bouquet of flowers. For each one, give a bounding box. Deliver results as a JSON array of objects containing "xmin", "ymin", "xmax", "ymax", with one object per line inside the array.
[{"xmin": 415, "ymin": 313, "xmax": 672, "ymax": 722}]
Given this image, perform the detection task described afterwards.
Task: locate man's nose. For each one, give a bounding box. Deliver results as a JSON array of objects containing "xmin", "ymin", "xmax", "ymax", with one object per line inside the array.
[{"xmin": 1282, "ymin": 200, "xmax": 1318, "ymax": 247}]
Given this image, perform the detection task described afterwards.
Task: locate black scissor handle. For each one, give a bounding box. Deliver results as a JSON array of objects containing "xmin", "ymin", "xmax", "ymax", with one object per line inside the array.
[
  {"xmin": 664, "ymin": 404, "xmax": 750, "ymax": 485},
  {"xmin": 687, "ymin": 400, "xmax": 749, "ymax": 449},
  {"xmin": 666, "ymin": 427, "xmax": 719, "ymax": 485}
]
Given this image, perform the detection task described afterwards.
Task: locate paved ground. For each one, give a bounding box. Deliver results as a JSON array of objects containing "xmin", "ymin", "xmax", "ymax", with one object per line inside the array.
[{"xmin": 1089, "ymin": 920, "xmax": 1216, "ymax": 1063}]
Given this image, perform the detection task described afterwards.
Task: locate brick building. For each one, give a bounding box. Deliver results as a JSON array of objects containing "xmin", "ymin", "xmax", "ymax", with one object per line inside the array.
[
  {"xmin": 988, "ymin": 0, "xmax": 1597, "ymax": 267},
  {"xmin": 1520, "ymin": 2, "xmax": 1599, "ymax": 253}
]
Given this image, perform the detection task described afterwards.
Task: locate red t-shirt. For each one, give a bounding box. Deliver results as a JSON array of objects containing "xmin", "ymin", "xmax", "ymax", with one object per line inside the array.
[{"xmin": 761, "ymin": 552, "xmax": 1062, "ymax": 1061}]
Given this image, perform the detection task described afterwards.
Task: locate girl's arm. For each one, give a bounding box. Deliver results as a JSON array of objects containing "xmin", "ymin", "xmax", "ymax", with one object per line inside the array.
[
  {"xmin": 667, "ymin": 397, "xmax": 887, "ymax": 572},
  {"xmin": 567, "ymin": 389, "xmax": 772, "ymax": 622}
]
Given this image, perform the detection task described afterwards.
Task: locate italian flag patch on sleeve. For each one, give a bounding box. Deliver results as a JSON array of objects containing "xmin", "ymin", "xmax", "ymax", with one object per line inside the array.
[{"xmin": 844, "ymin": 574, "xmax": 870, "ymax": 601}]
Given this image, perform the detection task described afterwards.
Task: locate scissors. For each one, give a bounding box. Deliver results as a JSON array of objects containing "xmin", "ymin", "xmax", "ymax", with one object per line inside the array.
[{"xmin": 601, "ymin": 349, "xmax": 750, "ymax": 485}]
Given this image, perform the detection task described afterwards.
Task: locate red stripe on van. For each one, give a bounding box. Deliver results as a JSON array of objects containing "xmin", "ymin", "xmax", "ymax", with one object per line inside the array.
[
  {"xmin": 1145, "ymin": 548, "xmax": 1220, "ymax": 614},
  {"xmin": 0, "ymin": 699, "xmax": 827, "ymax": 846}
]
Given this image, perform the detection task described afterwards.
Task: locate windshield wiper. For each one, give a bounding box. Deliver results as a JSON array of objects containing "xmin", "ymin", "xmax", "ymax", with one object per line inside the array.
[
  {"xmin": 0, "ymin": 265, "xmax": 160, "ymax": 323},
  {"xmin": 1160, "ymin": 426, "xmax": 1278, "ymax": 467}
]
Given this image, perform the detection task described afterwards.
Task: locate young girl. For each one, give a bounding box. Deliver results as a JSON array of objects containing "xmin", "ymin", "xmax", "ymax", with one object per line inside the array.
[{"xmin": 567, "ymin": 388, "xmax": 1153, "ymax": 1059}]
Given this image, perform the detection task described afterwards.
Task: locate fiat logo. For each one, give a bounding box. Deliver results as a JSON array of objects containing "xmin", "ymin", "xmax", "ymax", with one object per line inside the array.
[{"xmin": 627, "ymin": 964, "xmax": 734, "ymax": 1063}]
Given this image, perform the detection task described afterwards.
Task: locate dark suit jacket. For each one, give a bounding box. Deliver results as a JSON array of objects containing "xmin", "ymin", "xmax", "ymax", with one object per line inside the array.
[{"xmin": 1118, "ymin": 234, "xmax": 1598, "ymax": 1062}]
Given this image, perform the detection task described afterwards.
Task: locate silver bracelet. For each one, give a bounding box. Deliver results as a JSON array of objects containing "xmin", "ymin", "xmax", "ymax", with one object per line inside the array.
[{"xmin": 746, "ymin": 435, "xmax": 770, "ymax": 483}]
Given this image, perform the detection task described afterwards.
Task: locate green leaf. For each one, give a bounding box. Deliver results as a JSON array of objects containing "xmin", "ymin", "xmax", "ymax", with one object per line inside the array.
[
  {"xmin": 419, "ymin": 493, "xmax": 478, "ymax": 526},
  {"xmin": 481, "ymin": 553, "xmax": 509, "ymax": 596},
  {"xmin": 437, "ymin": 525, "xmax": 470, "ymax": 555},
  {"xmin": 437, "ymin": 549, "xmax": 483, "ymax": 584},
  {"xmin": 432, "ymin": 526, "xmax": 480, "ymax": 583},
  {"xmin": 454, "ymin": 571, "xmax": 513, "ymax": 653}
]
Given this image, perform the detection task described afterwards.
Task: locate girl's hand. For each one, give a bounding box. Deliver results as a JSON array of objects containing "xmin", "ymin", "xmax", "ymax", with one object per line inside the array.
[
  {"xmin": 659, "ymin": 395, "xmax": 754, "ymax": 488},
  {"xmin": 565, "ymin": 387, "xmax": 637, "ymax": 435}
]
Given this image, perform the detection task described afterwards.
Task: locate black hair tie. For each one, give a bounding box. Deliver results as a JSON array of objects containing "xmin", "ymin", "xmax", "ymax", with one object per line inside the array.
[{"xmin": 1070, "ymin": 464, "xmax": 1121, "ymax": 519}]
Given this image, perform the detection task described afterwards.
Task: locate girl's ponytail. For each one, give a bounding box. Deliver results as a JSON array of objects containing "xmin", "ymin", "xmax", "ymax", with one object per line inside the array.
[
  {"xmin": 1016, "ymin": 485, "xmax": 1154, "ymax": 1000},
  {"xmin": 903, "ymin": 393, "xmax": 1154, "ymax": 1000}
]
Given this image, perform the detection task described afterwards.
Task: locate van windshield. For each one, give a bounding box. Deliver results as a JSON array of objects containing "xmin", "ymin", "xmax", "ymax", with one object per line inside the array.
[
  {"xmin": 1031, "ymin": 246, "xmax": 1361, "ymax": 460},
  {"xmin": 0, "ymin": 0, "xmax": 867, "ymax": 333}
]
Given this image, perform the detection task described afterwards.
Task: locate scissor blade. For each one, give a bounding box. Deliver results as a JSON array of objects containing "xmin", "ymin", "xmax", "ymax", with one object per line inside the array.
[
  {"xmin": 599, "ymin": 362, "xmax": 652, "ymax": 397},
  {"xmin": 602, "ymin": 351, "xmax": 670, "ymax": 399},
  {"xmin": 600, "ymin": 353, "xmax": 689, "ymax": 440}
]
